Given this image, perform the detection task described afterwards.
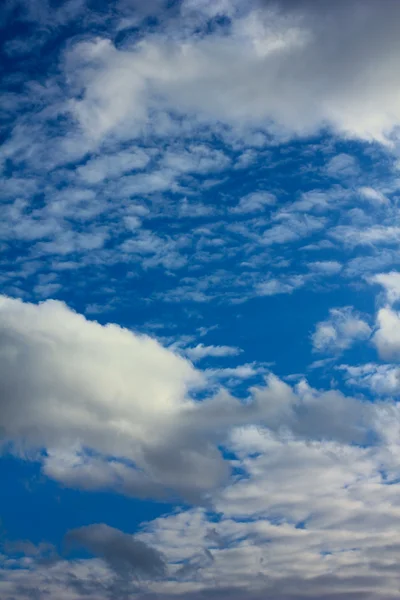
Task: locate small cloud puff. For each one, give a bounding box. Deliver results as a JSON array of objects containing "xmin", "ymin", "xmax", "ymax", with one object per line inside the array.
[
  {"xmin": 231, "ymin": 191, "xmax": 276, "ymax": 214},
  {"xmin": 312, "ymin": 306, "xmax": 371, "ymax": 354}
]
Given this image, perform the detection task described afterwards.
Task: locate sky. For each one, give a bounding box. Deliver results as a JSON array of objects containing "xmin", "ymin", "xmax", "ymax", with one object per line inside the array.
[{"xmin": 3, "ymin": 0, "xmax": 400, "ymax": 598}]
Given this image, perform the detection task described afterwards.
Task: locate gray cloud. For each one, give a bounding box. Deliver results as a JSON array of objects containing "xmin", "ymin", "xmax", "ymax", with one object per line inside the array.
[{"xmin": 65, "ymin": 523, "xmax": 166, "ymax": 579}]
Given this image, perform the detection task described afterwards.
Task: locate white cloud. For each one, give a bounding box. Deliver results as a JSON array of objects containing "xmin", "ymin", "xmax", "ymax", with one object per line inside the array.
[
  {"xmin": 35, "ymin": 229, "xmax": 108, "ymax": 255},
  {"xmin": 214, "ymin": 425, "xmax": 376, "ymax": 521},
  {"xmin": 121, "ymin": 230, "xmax": 188, "ymax": 270},
  {"xmin": 262, "ymin": 214, "xmax": 326, "ymax": 246},
  {"xmin": 338, "ymin": 363, "xmax": 400, "ymax": 396},
  {"xmin": 0, "ymin": 295, "xmax": 380, "ymax": 501},
  {"xmin": 369, "ymin": 271, "xmax": 400, "ymax": 305},
  {"xmin": 183, "ymin": 343, "xmax": 242, "ymax": 361},
  {"xmin": 330, "ymin": 225, "xmax": 400, "ymax": 247},
  {"xmin": 307, "ymin": 260, "xmax": 342, "ymax": 275},
  {"xmin": 302, "ymin": 239, "xmax": 336, "ymax": 251},
  {"xmin": 105, "ymin": 169, "xmax": 178, "ymax": 196},
  {"xmin": 256, "ymin": 275, "xmax": 307, "ymax": 296},
  {"xmin": 134, "ymin": 419, "xmax": 400, "ymax": 599},
  {"xmin": 7, "ymin": 3, "xmax": 400, "ymax": 596},
  {"xmin": 6, "ymin": 1, "xmax": 400, "ymax": 302},
  {"xmin": 188, "ymin": 373, "xmax": 374, "ymax": 447},
  {"xmin": 325, "ymin": 153, "xmax": 359, "ymax": 178},
  {"xmin": 358, "ymin": 186, "xmax": 388, "ymax": 205},
  {"xmin": 179, "ymin": 197, "xmax": 215, "ymax": 218},
  {"xmin": 4, "ymin": 294, "xmax": 400, "ymax": 599},
  {"xmin": 77, "ymin": 148, "xmax": 152, "ymax": 184},
  {"xmin": 234, "ymin": 148, "xmax": 257, "ymax": 169},
  {"xmin": 373, "ymin": 306, "xmax": 400, "ymax": 361},
  {"xmin": 231, "ymin": 191, "xmax": 276, "ymax": 214},
  {"xmin": 161, "ymin": 144, "xmax": 230, "ymax": 174},
  {"xmin": 288, "ymin": 187, "xmax": 351, "ymax": 214},
  {"xmin": 312, "ymin": 306, "xmax": 371, "ymax": 354},
  {"xmin": 6, "ymin": 435, "xmax": 400, "ymax": 600},
  {"xmin": 344, "ymin": 249, "xmax": 400, "ymax": 277},
  {"xmin": 205, "ymin": 363, "xmax": 267, "ymax": 382},
  {"xmin": 64, "ymin": 1, "xmax": 400, "ymax": 145},
  {"xmin": 0, "ymin": 295, "xmax": 233, "ymax": 500},
  {"xmin": 33, "ymin": 282, "xmax": 62, "ymax": 298}
]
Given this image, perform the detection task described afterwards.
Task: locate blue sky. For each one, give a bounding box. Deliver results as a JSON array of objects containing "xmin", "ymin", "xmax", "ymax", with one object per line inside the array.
[{"xmin": 2, "ymin": 0, "xmax": 400, "ymax": 598}]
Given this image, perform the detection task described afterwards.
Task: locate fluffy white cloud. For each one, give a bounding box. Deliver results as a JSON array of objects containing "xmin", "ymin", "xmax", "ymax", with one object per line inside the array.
[
  {"xmin": 65, "ymin": 0, "xmax": 400, "ymax": 144},
  {"xmin": 0, "ymin": 295, "xmax": 232, "ymax": 500},
  {"xmin": 339, "ymin": 363, "xmax": 400, "ymax": 396},
  {"xmin": 312, "ymin": 306, "xmax": 371, "ymax": 354},
  {"xmin": 373, "ymin": 306, "xmax": 400, "ymax": 361},
  {"xmin": 369, "ymin": 271, "xmax": 400, "ymax": 305}
]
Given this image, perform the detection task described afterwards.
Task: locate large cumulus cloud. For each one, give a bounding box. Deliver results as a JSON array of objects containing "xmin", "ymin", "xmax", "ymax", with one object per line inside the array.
[
  {"xmin": 0, "ymin": 294, "xmax": 382, "ymax": 502},
  {"xmin": 0, "ymin": 295, "xmax": 229, "ymax": 500}
]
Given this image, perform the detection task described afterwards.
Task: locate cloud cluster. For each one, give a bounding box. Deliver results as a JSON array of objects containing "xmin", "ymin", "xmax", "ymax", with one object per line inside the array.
[
  {"xmin": 4, "ymin": 1, "xmax": 400, "ymax": 599},
  {"xmin": 5, "ymin": 415, "xmax": 400, "ymax": 599},
  {"xmin": 0, "ymin": 295, "xmax": 380, "ymax": 503},
  {"xmin": 1, "ymin": 290, "xmax": 400, "ymax": 598},
  {"xmin": 135, "ymin": 421, "xmax": 400, "ymax": 599},
  {"xmin": 65, "ymin": 0, "xmax": 400, "ymax": 144}
]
